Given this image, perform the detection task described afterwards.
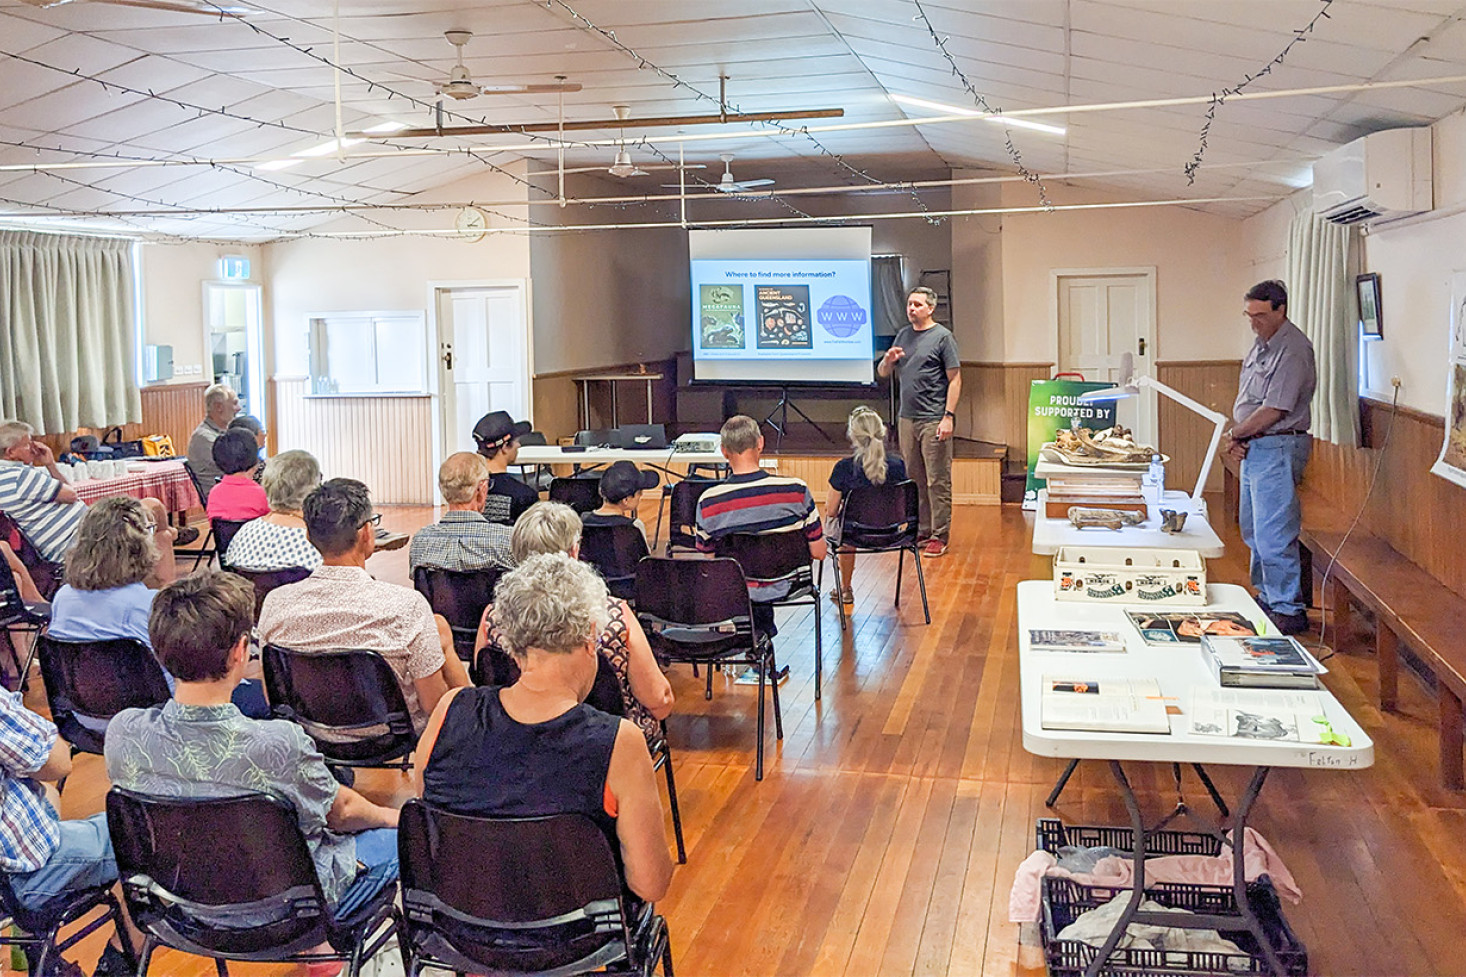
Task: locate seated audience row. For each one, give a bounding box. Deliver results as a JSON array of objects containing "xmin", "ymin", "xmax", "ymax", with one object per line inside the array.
[
  {"xmin": 224, "ymin": 449, "xmax": 323, "ymax": 572},
  {"xmin": 205, "ymin": 429, "xmax": 270, "ymax": 524}
]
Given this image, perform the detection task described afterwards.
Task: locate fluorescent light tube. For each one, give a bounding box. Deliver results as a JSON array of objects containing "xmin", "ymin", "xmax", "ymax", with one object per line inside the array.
[{"xmin": 891, "ymin": 94, "xmax": 1066, "ymax": 136}]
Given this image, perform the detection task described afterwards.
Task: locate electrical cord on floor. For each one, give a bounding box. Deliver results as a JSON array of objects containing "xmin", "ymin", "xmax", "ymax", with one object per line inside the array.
[{"xmin": 1312, "ymin": 383, "xmax": 1400, "ymax": 662}]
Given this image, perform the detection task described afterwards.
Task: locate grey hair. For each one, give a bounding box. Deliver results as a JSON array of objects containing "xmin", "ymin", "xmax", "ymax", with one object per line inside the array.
[
  {"xmin": 66, "ymin": 496, "xmax": 157, "ymax": 591},
  {"xmin": 261, "ymin": 449, "xmax": 321, "ymax": 510},
  {"xmin": 0, "ymin": 421, "xmax": 33, "ymax": 454},
  {"xmin": 203, "ymin": 384, "xmax": 236, "ymax": 410},
  {"xmin": 909, "ymin": 286, "xmax": 938, "ymax": 309},
  {"xmin": 493, "ymin": 553, "xmax": 608, "ymax": 657},
  {"xmin": 438, "ymin": 451, "xmax": 489, "ymax": 505},
  {"xmin": 511, "ymin": 501, "xmax": 582, "ymax": 562},
  {"xmin": 720, "ymin": 414, "xmax": 761, "ymax": 455},
  {"xmin": 847, "ymin": 406, "xmax": 889, "ymax": 485}
]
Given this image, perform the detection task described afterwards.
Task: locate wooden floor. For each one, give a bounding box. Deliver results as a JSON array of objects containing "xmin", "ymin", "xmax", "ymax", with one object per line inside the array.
[{"xmin": 27, "ymin": 498, "xmax": 1466, "ymax": 975}]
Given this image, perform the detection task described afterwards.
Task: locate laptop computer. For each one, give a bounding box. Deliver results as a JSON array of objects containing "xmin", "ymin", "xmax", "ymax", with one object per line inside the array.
[{"xmin": 615, "ymin": 424, "xmax": 669, "ymax": 450}]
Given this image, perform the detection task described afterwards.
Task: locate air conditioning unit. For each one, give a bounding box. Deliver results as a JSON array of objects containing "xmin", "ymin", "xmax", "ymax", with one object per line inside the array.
[{"xmin": 1312, "ymin": 128, "xmax": 1433, "ymax": 225}]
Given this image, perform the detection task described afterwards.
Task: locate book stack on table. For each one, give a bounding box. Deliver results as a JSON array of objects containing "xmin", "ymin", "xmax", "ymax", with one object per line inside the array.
[
  {"xmin": 1043, "ymin": 470, "xmax": 1147, "ymax": 520},
  {"xmin": 1200, "ymin": 634, "xmax": 1326, "ymax": 689}
]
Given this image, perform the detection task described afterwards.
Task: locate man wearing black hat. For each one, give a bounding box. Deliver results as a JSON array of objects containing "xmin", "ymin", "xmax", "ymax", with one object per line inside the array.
[
  {"xmin": 582, "ymin": 460, "xmax": 657, "ymax": 543},
  {"xmin": 472, "ymin": 411, "xmax": 539, "ymax": 526}
]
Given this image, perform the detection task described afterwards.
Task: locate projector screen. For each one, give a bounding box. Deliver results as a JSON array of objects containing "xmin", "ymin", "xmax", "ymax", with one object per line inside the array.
[{"xmin": 689, "ymin": 227, "xmax": 874, "ymax": 385}]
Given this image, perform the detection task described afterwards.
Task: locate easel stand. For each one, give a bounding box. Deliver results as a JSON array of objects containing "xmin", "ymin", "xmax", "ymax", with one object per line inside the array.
[{"xmin": 761, "ymin": 387, "xmax": 836, "ymax": 453}]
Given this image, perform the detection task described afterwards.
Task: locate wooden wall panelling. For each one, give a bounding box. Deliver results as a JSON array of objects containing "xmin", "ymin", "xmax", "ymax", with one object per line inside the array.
[
  {"xmin": 1155, "ymin": 361, "xmax": 1241, "ymax": 496},
  {"xmin": 958, "ymin": 362, "xmax": 1053, "ymax": 466},
  {"xmin": 769, "ymin": 453, "xmax": 1002, "ymax": 506},
  {"xmin": 271, "ymin": 378, "xmax": 433, "ymax": 505},
  {"xmin": 31, "ymin": 382, "xmax": 206, "ymax": 460},
  {"xmin": 1305, "ymin": 399, "xmax": 1466, "ymax": 602},
  {"xmin": 531, "ymin": 359, "xmax": 678, "ymax": 442}
]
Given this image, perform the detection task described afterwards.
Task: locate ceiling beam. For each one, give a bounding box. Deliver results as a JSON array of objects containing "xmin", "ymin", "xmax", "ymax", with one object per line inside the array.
[{"xmin": 356, "ymin": 107, "xmax": 845, "ymax": 139}]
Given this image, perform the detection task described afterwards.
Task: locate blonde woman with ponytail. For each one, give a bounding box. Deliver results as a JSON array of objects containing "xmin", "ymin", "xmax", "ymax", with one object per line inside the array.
[{"xmin": 824, "ymin": 407, "xmax": 907, "ymax": 604}]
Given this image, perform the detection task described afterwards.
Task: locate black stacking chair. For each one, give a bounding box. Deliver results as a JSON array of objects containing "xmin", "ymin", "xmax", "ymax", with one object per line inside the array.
[
  {"xmin": 0, "ymin": 514, "xmax": 63, "ymax": 600},
  {"xmin": 397, "ymin": 801, "xmax": 672, "ymax": 977},
  {"xmin": 107, "ymin": 788, "xmax": 400, "ymax": 977},
  {"xmin": 412, "ymin": 566, "xmax": 503, "ymax": 662},
  {"xmin": 0, "ymin": 869, "xmax": 134, "ymax": 976},
  {"xmin": 579, "ymin": 523, "xmax": 649, "ymax": 603},
  {"xmin": 831, "ymin": 480, "xmax": 929, "ymax": 631},
  {"xmin": 663, "ymin": 478, "xmax": 717, "ymax": 556},
  {"xmin": 36, "ymin": 636, "xmax": 170, "ymax": 757},
  {"xmin": 210, "ymin": 517, "xmax": 251, "ymax": 570},
  {"xmin": 714, "ymin": 530, "xmax": 824, "ymax": 700},
  {"xmin": 550, "ymin": 476, "xmax": 603, "ymax": 515},
  {"xmin": 574, "ymin": 429, "xmax": 616, "ymax": 448},
  {"xmin": 512, "ymin": 431, "xmax": 553, "ymax": 491},
  {"xmin": 0, "ymin": 550, "xmax": 49, "ymax": 691},
  {"xmin": 635, "ymin": 557, "xmax": 782, "ymax": 781},
  {"xmin": 178, "ymin": 459, "xmax": 220, "ymax": 568},
  {"xmin": 230, "ymin": 565, "xmax": 312, "ymax": 619},
  {"xmin": 262, "ymin": 644, "xmax": 417, "ymax": 772}
]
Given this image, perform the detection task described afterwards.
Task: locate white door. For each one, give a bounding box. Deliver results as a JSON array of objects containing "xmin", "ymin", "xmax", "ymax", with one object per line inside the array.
[
  {"xmin": 1054, "ymin": 269, "xmax": 1158, "ymax": 446},
  {"xmin": 435, "ymin": 284, "xmax": 530, "ymax": 461}
]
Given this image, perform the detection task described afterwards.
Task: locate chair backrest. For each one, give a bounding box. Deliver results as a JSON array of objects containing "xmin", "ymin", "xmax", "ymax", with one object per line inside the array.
[
  {"xmin": 666, "ymin": 478, "xmax": 718, "ymax": 552},
  {"xmin": 412, "ymin": 566, "xmax": 502, "ymax": 660},
  {"xmin": 518, "ymin": 431, "xmax": 548, "ymax": 447},
  {"xmin": 633, "ymin": 557, "xmax": 757, "ymax": 661},
  {"xmin": 210, "ymin": 518, "xmax": 251, "ymax": 565},
  {"xmin": 549, "ymin": 476, "xmax": 602, "ymax": 515},
  {"xmin": 179, "ymin": 457, "xmax": 219, "ymax": 502},
  {"xmin": 398, "ymin": 800, "xmax": 631, "ymax": 976},
  {"xmin": 841, "ymin": 480, "xmax": 920, "ymax": 550},
  {"xmin": 472, "ymin": 638, "xmax": 624, "ymax": 719},
  {"xmin": 573, "ymin": 429, "xmax": 615, "ymax": 448},
  {"xmin": 578, "ymin": 524, "xmax": 648, "ymax": 602},
  {"xmin": 713, "ymin": 530, "xmax": 815, "ymax": 597},
  {"xmin": 0, "ymin": 513, "xmax": 63, "ymax": 601},
  {"xmin": 0, "ymin": 548, "xmax": 41, "ymax": 628},
  {"xmin": 229, "ymin": 566, "xmax": 312, "ymax": 618},
  {"xmin": 37, "ymin": 636, "xmax": 171, "ymax": 756},
  {"xmin": 261, "ymin": 644, "xmax": 416, "ymax": 765},
  {"xmin": 106, "ymin": 787, "xmax": 332, "ymax": 959}
]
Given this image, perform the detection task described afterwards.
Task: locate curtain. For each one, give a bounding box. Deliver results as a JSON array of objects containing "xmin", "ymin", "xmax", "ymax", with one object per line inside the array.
[
  {"xmin": 0, "ymin": 231, "xmax": 141, "ymax": 434},
  {"xmin": 1285, "ymin": 213, "xmax": 1359, "ymax": 446},
  {"xmin": 872, "ymin": 254, "xmax": 905, "ymax": 337}
]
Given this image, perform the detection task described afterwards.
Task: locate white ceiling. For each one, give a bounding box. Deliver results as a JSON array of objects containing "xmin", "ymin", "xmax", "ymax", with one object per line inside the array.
[{"xmin": 2, "ymin": 0, "xmax": 1466, "ymax": 239}]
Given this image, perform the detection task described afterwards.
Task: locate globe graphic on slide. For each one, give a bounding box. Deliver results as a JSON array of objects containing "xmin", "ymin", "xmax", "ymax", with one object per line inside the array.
[{"xmin": 817, "ymin": 294, "xmax": 867, "ymax": 338}]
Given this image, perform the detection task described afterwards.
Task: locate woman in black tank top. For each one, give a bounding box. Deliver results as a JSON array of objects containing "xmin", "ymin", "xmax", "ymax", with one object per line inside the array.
[{"xmin": 416, "ymin": 554, "xmax": 674, "ymax": 904}]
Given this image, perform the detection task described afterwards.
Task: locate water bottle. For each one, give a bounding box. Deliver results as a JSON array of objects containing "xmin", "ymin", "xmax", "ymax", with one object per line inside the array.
[{"xmin": 1148, "ymin": 453, "xmax": 1165, "ymax": 507}]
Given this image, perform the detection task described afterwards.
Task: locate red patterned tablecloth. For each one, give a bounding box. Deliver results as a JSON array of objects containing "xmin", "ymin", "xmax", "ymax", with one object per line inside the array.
[{"xmin": 72, "ymin": 460, "xmax": 200, "ymax": 513}]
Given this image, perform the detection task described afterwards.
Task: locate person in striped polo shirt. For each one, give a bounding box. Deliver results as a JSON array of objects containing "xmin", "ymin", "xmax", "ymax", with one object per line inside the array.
[
  {"xmin": 0, "ymin": 421, "xmax": 87, "ymax": 564},
  {"xmin": 695, "ymin": 415, "xmax": 826, "ymax": 638}
]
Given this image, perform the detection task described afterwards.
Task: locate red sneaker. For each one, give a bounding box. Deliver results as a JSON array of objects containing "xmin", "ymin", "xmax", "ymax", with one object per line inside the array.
[{"xmin": 922, "ymin": 539, "xmax": 948, "ymax": 558}]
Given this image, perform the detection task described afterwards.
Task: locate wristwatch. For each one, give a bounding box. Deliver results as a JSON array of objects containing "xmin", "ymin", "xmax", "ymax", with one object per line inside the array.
[{"xmin": 942, "ymin": 410, "xmax": 956, "ymax": 419}]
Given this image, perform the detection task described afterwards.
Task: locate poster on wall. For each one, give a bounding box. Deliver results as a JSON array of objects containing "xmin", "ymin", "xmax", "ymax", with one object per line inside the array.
[
  {"xmin": 1431, "ymin": 271, "xmax": 1466, "ymax": 489},
  {"xmin": 1024, "ymin": 380, "xmax": 1119, "ymax": 510}
]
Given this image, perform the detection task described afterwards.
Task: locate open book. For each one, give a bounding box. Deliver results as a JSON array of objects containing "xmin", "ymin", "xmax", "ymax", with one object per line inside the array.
[
  {"xmin": 1188, "ymin": 688, "xmax": 1333, "ymax": 743},
  {"xmin": 1040, "ymin": 675, "xmax": 1170, "ymax": 734}
]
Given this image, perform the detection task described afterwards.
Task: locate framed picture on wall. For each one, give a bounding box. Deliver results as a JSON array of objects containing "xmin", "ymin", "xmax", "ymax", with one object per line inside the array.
[{"xmin": 1357, "ymin": 272, "xmax": 1383, "ymax": 340}]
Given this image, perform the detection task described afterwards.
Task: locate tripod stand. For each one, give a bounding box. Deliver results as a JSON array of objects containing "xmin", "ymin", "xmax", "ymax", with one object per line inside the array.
[{"xmin": 761, "ymin": 386, "xmax": 836, "ymax": 453}]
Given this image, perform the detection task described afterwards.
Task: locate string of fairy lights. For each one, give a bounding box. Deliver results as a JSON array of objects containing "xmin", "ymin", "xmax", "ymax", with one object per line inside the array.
[{"xmin": 1185, "ymin": 0, "xmax": 1335, "ymax": 184}]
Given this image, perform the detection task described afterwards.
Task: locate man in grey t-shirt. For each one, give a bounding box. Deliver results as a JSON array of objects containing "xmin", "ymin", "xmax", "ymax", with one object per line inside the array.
[{"xmin": 877, "ymin": 287, "xmax": 962, "ymax": 556}]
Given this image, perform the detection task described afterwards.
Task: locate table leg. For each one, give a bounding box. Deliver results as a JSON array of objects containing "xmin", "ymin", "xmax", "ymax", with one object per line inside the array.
[
  {"xmin": 1045, "ymin": 758, "xmax": 1081, "ymax": 808},
  {"xmin": 1085, "ymin": 761, "xmax": 1146, "ymax": 977},
  {"xmin": 1377, "ymin": 623, "xmax": 1399, "ymax": 712},
  {"xmin": 645, "ymin": 378, "xmax": 654, "ymax": 425},
  {"xmin": 1230, "ymin": 767, "xmax": 1287, "ymax": 977}
]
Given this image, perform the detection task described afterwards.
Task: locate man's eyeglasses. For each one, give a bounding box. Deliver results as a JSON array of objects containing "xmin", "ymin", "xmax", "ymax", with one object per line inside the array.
[{"xmin": 360, "ymin": 513, "xmax": 382, "ymax": 529}]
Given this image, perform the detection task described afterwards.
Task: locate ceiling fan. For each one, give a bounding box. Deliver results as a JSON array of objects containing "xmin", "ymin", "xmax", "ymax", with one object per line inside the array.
[
  {"xmin": 525, "ymin": 107, "xmax": 708, "ymax": 180},
  {"xmin": 436, "ymin": 30, "xmax": 582, "ymax": 100},
  {"xmin": 666, "ymin": 154, "xmax": 775, "ymax": 193},
  {"xmin": 18, "ymin": 0, "xmax": 255, "ymax": 14}
]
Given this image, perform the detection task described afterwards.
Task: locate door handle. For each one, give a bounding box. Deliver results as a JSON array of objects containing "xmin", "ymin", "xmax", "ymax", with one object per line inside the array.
[
  {"xmin": 442, "ymin": 344, "xmax": 454, "ymax": 370},
  {"xmin": 1137, "ymin": 337, "xmax": 1147, "ymax": 356}
]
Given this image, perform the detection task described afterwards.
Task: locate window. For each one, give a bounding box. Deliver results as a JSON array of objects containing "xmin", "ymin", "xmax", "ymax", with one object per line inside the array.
[{"xmin": 308, "ymin": 312, "xmax": 428, "ymax": 395}]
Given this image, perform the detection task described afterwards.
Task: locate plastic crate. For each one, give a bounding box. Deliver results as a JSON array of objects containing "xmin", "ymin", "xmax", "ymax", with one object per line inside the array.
[
  {"xmin": 1036, "ymin": 818, "xmax": 1224, "ymax": 859},
  {"xmin": 1040, "ymin": 875, "xmax": 1308, "ymax": 977}
]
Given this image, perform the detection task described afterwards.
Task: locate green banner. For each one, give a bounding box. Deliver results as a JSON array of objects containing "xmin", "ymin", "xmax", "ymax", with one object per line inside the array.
[{"xmin": 1024, "ymin": 379, "xmax": 1118, "ymax": 507}]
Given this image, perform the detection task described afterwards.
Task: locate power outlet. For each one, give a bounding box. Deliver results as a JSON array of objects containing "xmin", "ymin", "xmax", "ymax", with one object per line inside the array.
[{"xmin": 1391, "ymin": 375, "xmax": 1402, "ymax": 390}]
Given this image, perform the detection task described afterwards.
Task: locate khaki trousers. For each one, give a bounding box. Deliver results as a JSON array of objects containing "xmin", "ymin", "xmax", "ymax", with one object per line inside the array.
[{"xmin": 898, "ymin": 417, "xmax": 953, "ymax": 543}]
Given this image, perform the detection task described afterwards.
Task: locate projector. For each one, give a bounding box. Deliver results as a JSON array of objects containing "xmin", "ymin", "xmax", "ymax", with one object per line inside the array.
[{"xmin": 673, "ymin": 433, "xmax": 722, "ymax": 454}]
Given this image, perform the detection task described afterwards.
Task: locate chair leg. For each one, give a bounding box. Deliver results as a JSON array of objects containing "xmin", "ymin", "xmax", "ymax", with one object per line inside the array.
[
  {"xmin": 215, "ymin": 957, "xmax": 229, "ymax": 976},
  {"xmin": 769, "ymin": 648, "xmax": 784, "ymax": 741},
  {"xmin": 895, "ymin": 546, "xmax": 904, "ymax": 608},
  {"xmin": 704, "ymin": 663, "xmax": 714, "ymax": 701},
  {"xmin": 661, "ymin": 931, "xmax": 675, "ymax": 977},
  {"xmin": 661, "ymin": 741, "xmax": 687, "ymax": 863},
  {"xmin": 814, "ymin": 592, "xmax": 823, "ymax": 702},
  {"xmin": 136, "ymin": 935, "xmax": 157, "ymax": 976},
  {"xmin": 191, "ymin": 526, "xmax": 215, "ymax": 571},
  {"xmin": 830, "ymin": 552, "xmax": 848, "ymax": 634},
  {"xmin": 755, "ymin": 656, "xmax": 766, "ymax": 781},
  {"xmin": 913, "ymin": 545, "xmax": 931, "ymax": 625}
]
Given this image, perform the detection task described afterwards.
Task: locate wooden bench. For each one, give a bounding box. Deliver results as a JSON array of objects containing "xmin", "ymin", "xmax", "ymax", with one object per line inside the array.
[{"xmin": 1299, "ymin": 507, "xmax": 1466, "ymax": 790}]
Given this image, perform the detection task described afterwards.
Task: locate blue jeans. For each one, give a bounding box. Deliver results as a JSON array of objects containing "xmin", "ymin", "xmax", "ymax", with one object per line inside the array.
[
  {"xmin": 9, "ymin": 813, "xmax": 117, "ymax": 911},
  {"xmin": 333, "ymin": 828, "xmax": 398, "ymax": 921},
  {"xmin": 1238, "ymin": 434, "xmax": 1312, "ymax": 616}
]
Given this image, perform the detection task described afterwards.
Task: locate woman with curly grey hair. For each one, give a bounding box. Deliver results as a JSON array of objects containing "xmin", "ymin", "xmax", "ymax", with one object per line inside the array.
[
  {"xmin": 417, "ymin": 553, "xmax": 673, "ymax": 903},
  {"xmin": 223, "ymin": 449, "xmax": 323, "ymax": 572}
]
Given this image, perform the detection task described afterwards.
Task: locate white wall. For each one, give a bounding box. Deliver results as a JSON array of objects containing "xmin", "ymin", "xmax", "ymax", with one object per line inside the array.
[
  {"xmin": 138, "ymin": 241, "xmax": 263, "ymax": 384},
  {"xmin": 950, "ymin": 173, "xmax": 1004, "ymax": 361},
  {"xmin": 996, "ymin": 182, "xmax": 1250, "ymax": 364},
  {"xmin": 263, "ymin": 166, "xmax": 533, "ymax": 379}
]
